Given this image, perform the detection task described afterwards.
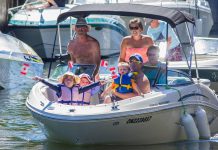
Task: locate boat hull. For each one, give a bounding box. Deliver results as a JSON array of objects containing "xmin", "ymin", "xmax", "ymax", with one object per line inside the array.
[
  {"xmin": 0, "ymin": 58, "xmax": 43, "ymax": 89},
  {"xmin": 26, "ymin": 82, "xmax": 218, "ymax": 145},
  {"xmin": 28, "ymin": 103, "xmax": 218, "ymax": 145}
]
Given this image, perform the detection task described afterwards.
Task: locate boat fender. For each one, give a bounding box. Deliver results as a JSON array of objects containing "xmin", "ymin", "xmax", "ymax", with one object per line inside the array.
[
  {"xmin": 195, "ymin": 106, "xmax": 211, "ymax": 139},
  {"xmin": 181, "ymin": 113, "xmax": 199, "ymax": 140}
]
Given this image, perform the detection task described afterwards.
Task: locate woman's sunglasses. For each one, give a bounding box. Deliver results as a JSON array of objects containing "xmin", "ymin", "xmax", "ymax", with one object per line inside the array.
[{"xmin": 129, "ymin": 26, "xmax": 139, "ymax": 30}]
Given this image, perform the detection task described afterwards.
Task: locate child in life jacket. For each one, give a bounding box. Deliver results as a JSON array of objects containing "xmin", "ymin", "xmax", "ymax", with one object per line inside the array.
[
  {"xmin": 78, "ymin": 73, "xmax": 101, "ymax": 105},
  {"xmin": 101, "ymin": 62, "xmax": 140, "ymax": 103},
  {"xmin": 32, "ymin": 72, "xmax": 100, "ymax": 105}
]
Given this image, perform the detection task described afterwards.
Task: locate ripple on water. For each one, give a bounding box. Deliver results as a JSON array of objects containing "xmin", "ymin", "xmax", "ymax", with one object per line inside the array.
[{"xmin": 0, "ymin": 82, "xmax": 47, "ymax": 149}]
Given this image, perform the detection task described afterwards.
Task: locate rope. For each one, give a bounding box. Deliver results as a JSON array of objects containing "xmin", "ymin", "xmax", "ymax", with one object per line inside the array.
[{"xmin": 165, "ymin": 85, "xmax": 186, "ymax": 114}]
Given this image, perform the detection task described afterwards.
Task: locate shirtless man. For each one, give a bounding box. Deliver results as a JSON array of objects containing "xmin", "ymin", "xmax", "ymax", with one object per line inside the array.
[{"xmin": 67, "ymin": 18, "xmax": 101, "ymax": 77}]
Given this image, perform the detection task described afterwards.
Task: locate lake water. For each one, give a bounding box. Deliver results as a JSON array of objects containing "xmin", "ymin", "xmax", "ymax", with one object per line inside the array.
[{"xmin": 0, "ymin": 63, "xmax": 218, "ymax": 150}]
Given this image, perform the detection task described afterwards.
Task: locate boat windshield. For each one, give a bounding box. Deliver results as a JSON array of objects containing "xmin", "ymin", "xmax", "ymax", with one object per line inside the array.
[{"xmin": 194, "ymin": 37, "xmax": 218, "ymax": 56}]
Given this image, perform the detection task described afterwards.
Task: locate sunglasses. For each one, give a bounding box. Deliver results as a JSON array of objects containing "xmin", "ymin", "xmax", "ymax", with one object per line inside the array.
[
  {"xmin": 129, "ymin": 59, "xmax": 142, "ymax": 64},
  {"xmin": 76, "ymin": 25, "xmax": 88, "ymax": 28},
  {"xmin": 129, "ymin": 26, "xmax": 139, "ymax": 30}
]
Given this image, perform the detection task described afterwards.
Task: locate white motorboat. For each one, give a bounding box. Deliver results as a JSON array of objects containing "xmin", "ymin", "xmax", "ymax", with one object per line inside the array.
[
  {"xmin": 26, "ymin": 4, "xmax": 218, "ymax": 145},
  {"xmin": 8, "ymin": 0, "xmax": 127, "ymax": 60},
  {"xmin": 168, "ymin": 37, "xmax": 218, "ymax": 93},
  {"xmin": 0, "ymin": 32, "xmax": 44, "ymax": 89}
]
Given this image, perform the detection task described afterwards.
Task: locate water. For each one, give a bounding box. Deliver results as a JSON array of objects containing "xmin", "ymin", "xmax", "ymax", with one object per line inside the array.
[{"xmin": 0, "ymin": 63, "xmax": 218, "ymax": 150}]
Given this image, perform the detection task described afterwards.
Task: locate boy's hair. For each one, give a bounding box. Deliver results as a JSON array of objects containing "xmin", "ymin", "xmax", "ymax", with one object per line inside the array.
[
  {"xmin": 129, "ymin": 18, "xmax": 143, "ymax": 30},
  {"xmin": 118, "ymin": 62, "xmax": 130, "ymax": 69},
  {"xmin": 147, "ymin": 45, "xmax": 160, "ymax": 54}
]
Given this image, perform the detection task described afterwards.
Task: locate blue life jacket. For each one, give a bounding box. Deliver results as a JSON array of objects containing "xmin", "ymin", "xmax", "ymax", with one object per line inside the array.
[{"xmin": 113, "ymin": 73, "xmax": 133, "ymax": 93}]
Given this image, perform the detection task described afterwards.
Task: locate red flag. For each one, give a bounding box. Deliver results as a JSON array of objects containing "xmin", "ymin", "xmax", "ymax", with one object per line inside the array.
[
  {"xmin": 109, "ymin": 67, "xmax": 118, "ymax": 79},
  {"xmin": 109, "ymin": 67, "xmax": 115, "ymax": 71},
  {"xmin": 68, "ymin": 61, "xmax": 73, "ymax": 69},
  {"xmin": 100, "ymin": 60, "xmax": 108, "ymax": 67},
  {"xmin": 20, "ymin": 63, "xmax": 30, "ymax": 75},
  {"xmin": 112, "ymin": 74, "xmax": 118, "ymax": 79}
]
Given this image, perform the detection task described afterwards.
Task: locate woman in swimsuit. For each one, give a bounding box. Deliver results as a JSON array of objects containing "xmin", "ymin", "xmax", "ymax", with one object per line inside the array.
[{"xmin": 119, "ymin": 18, "xmax": 154, "ymax": 63}]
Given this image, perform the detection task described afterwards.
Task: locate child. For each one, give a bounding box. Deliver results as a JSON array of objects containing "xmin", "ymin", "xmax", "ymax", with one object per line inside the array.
[
  {"xmin": 78, "ymin": 73, "xmax": 101, "ymax": 105},
  {"xmin": 32, "ymin": 72, "xmax": 99, "ymax": 105},
  {"xmin": 101, "ymin": 62, "xmax": 140, "ymax": 103}
]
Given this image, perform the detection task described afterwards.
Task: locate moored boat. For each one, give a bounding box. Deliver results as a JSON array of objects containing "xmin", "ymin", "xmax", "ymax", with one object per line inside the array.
[
  {"xmin": 169, "ymin": 37, "xmax": 218, "ymax": 93},
  {"xmin": 0, "ymin": 32, "xmax": 44, "ymax": 89},
  {"xmin": 26, "ymin": 4, "xmax": 218, "ymax": 145},
  {"xmin": 8, "ymin": 0, "xmax": 127, "ymax": 60}
]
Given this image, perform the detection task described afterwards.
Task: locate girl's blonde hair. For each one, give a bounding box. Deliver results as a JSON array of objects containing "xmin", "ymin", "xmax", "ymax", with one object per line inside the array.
[{"xmin": 58, "ymin": 72, "xmax": 80, "ymax": 85}]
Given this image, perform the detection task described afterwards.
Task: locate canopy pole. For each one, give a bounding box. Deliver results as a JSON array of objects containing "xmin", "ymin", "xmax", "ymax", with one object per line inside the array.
[
  {"xmin": 174, "ymin": 27, "xmax": 191, "ymax": 73},
  {"xmin": 48, "ymin": 27, "xmax": 58, "ymax": 78},
  {"xmin": 185, "ymin": 22, "xmax": 199, "ymax": 80},
  {"xmin": 58, "ymin": 24, "xmax": 62, "ymax": 56},
  {"xmin": 21, "ymin": 0, "xmax": 29, "ymax": 10},
  {"xmin": 165, "ymin": 23, "xmax": 169, "ymax": 85},
  {"xmin": 70, "ymin": 17, "xmax": 73, "ymax": 40}
]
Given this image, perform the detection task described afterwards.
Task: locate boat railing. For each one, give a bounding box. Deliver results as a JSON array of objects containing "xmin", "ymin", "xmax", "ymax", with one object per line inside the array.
[
  {"xmin": 104, "ymin": 0, "xmax": 210, "ymax": 8},
  {"xmin": 8, "ymin": 0, "xmax": 43, "ymax": 17}
]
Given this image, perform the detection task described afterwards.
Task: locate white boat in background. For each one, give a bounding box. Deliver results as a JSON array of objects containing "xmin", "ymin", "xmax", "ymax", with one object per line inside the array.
[
  {"xmin": 26, "ymin": 4, "xmax": 218, "ymax": 145},
  {"xmin": 124, "ymin": 0, "xmax": 213, "ymax": 37},
  {"xmin": 0, "ymin": 32, "xmax": 44, "ymax": 90},
  {"xmin": 169, "ymin": 37, "xmax": 218, "ymax": 93},
  {"xmin": 8, "ymin": 0, "xmax": 128, "ymax": 60}
]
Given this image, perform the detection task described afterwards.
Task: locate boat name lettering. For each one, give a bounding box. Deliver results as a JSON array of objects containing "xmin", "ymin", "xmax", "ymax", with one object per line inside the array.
[{"xmin": 126, "ymin": 116, "xmax": 152, "ymax": 124}]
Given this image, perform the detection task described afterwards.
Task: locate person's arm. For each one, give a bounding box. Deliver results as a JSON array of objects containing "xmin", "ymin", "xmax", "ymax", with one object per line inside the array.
[
  {"xmin": 47, "ymin": 0, "xmax": 58, "ymax": 7},
  {"xmin": 142, "ymin": 77, "xmax": 151, "ymax": 94},
  {"xmin": 112, "ymin": 91, "xmax": 138, "ymax": 99},
  {"xmin": 167, "ymin": 36, "xmax": 172, "ymax": 49},
  {"xmin": 32, "ymin": 76, "xmax": 60, "ymax": 93},
  {"xmin": 78, "ymin": 81, "xmax": 100, "ymax": 94},
  {"xmin": 93, "ymin": 41, "xmax": 101, "ymax": 77},
  {"xmin": 67, "ymin": 41, "xmax": 76, "ymax": 63},
  {"xmin": 119, "ymin": 38, "xmax": 127, "ymax": 62},
  {"xmin": 131, "ymin": 79, "xmax": 141, "ymax": 96},
  {"xmin": 146, "ymin": 36, "xmax": 154, "ymax": 46},
  {"xmin": 101, "ymin": 84, "xmax": 113, "ymax": 98}
]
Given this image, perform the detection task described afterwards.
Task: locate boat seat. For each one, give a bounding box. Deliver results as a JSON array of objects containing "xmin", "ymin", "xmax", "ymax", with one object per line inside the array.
[{"xmin": 41, "ymin": 85, "xmax": 58, "ymax": 102}]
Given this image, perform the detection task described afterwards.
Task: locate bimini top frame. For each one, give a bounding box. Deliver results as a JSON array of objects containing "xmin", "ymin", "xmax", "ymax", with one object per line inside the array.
[
  {"xmin": 57, "ymin": 3, "xmax": 195, "ymax": 27},
  {"xmin": 55, "ymin": 3, "xmax": 199, "ymax": 84}
]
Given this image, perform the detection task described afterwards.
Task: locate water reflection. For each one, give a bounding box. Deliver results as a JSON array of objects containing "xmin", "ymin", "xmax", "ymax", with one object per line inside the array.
[
  {"xmin": 1, "ymin": 62, "xmax": 218, "ymax": 149},
  {"xmin": 43, "ymin": 141, "xmax": 217, "ymax": 150}
]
